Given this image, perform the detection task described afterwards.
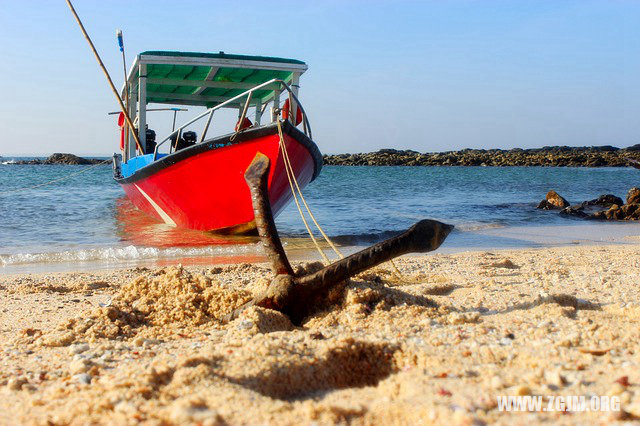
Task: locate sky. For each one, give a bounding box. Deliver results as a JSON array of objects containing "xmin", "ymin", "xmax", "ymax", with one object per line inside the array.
[{"xmin": 0, "ymin": 0, "xmax": 638, "ymax": 156}]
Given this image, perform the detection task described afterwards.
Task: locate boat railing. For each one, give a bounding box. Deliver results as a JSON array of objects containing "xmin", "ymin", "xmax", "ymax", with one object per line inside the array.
[{"xmin": 153, "ymin": 79, "xmax": 312, "ymax": 160}]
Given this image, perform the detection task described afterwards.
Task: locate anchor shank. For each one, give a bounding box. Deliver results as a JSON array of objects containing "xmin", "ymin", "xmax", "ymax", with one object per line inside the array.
[{"xmin": 244, "ymin": 153, "xmax": 294, "ymax": 276}]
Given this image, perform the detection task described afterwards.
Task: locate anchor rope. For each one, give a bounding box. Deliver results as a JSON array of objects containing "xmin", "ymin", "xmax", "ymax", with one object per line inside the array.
[
  {"xmin": 277, "ymin": 116, "xmax": 407, "ymax": 280},
  {"xmin": 276, "ymin": 118, "xmax": 332, "ymax": 264},
  {"xmin": 277, "ymin": 121, "xmax": 343, "ymax": 260},
  {"xmin": 0, "ymin": 159, "xmax": 111, "ymax": 195}
]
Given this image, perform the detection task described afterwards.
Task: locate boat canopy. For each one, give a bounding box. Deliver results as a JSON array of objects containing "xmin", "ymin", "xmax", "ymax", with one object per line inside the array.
[
  {"xmin": 121, "ymin": 50, "xmax": 308, "ymax": 163},
  {"xmin": 123, "ymin": 51, "xmax": 308, "ymax": 108}
]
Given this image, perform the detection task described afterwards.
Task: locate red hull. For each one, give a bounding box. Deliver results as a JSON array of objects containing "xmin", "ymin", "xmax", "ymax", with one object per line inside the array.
[{"xmin": 117, "ymin": 125, "xmax": 321, "ymax": 232}]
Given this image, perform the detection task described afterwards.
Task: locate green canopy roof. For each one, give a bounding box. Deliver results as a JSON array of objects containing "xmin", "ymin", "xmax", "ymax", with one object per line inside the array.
[{"xmin": 125, "ymin": 51, "xmax": 307, "ymax": 108}]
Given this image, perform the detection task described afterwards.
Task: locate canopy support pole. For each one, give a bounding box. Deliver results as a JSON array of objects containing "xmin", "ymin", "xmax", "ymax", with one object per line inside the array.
[
  {"xmin": 137, "ymin": 63, "xmax": 147, "ymax": 156},
  {"xmin": 200, "ymin": 109, "xmax": 214, "ymax": 142},
  {"xmin": 271, "ymin": 89, "xmax": 280, "ymax": 122},
  {"xmin": 290, "ymin": 73, "xmax": 300, "ymax": 124},
  {"xmin": 126, "ymin": 87, "xmax": 138, "ymax": 162},
  {"xmin": 254, "ymin": 101, "xmax": 262, "ymax": 126}
]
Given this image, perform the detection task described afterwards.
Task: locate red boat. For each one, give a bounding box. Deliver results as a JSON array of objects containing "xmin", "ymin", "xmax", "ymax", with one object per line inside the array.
[{"xmin": 112, "ymin": 51, "xmax": 322, "ymax": 233}]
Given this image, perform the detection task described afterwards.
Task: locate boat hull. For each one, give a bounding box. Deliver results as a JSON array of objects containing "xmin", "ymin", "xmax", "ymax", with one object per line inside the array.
[{"xmin": 115, "ymin": 122, "xmax": 322, "ymax": 232}]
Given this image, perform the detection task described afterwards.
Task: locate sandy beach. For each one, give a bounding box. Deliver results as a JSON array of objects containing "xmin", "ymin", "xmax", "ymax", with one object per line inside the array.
[{"xmin": 1, "ymin": 242, "xmax": 639, "ymax": 425}]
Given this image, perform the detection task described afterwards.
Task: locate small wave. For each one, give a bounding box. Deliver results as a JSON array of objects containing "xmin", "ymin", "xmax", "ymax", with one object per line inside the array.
[
  {"xmin": 1, "ymin": 160, "xmax": 16, "ymax": 165},
  {"xmin": 454, "ymin": 222, "xmax": 506, "ymax": 232},
  {"xmin": 0, "ymin": 244, "xmax": 262, "ymax": 267}
]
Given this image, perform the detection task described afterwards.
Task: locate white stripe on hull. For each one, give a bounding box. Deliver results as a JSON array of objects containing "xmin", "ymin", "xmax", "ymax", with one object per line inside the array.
[{"xmin": 134, "ymin": 184, "xmax": 177, "ymax": 227}]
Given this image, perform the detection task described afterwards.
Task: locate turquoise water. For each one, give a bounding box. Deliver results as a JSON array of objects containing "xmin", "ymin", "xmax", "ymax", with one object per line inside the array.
[{"xmin": 1, "ymin": 159, "xmax": 639, "ymax": 272}]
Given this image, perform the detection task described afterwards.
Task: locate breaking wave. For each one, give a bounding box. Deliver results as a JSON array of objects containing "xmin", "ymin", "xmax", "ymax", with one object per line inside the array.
[
  {"xmin": 0, "ymin": 244, "xmax": 262, "ymax": 267},
  {"xmin": 453, "ymin": 222, "xmax": 506, "ymax": 232}
]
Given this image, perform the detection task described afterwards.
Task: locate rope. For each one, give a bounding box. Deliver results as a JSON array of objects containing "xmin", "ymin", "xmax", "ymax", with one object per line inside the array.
[
  {"xmin": 274, "ymin": 107, "xmax": 408, "ymax": 281},
  {"xmin": 0, "ymin": 159, "xmax": 110, "ymax": 195},
  {"xmin": 277, "ymin": 120, "xmax": 344, "ymax": 260},
  {"xmin": 388, "ymin": 258, "xmax": 405, "ymax": 280},
  {"xmin": 276, "ymin": 117, "xmax": 408, "ymax": 281},
  {"xmin": 276, "ymin": 119, "xmax": 331, "ymax": 264},
  {"xmin": 65, "ymin": 0, "xmax": 142, "ymax": 153}
]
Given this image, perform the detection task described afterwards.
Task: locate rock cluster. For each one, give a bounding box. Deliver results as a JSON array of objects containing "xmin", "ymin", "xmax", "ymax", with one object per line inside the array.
[
  {"xmin": 539, "ymin": 187, "xmax": 640, "ymax": 221},
  {"xmin": 324, "ymin": 145, "xmax": 640, "ymax": 167},
  {"xmin": 11, "ymin": 153, "xmax": 104, "ymax": 165}
]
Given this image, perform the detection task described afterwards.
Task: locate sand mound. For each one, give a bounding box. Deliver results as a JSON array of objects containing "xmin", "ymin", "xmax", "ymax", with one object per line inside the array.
[
  {"xmin": 232, "ymin": 306, "xmax": 294, "ymax": 334},
  {"xmin": 40, "ymin": 266, "xmax": 253, "ymax": 345},
  {"xmin": 305, "ymin": 279, "xmax": 441, "ymax": 328}
]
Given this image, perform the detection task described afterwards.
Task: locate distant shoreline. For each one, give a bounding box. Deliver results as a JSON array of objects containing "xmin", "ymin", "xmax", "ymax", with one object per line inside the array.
[
  {"xmin": 324, "ymin": 145, "xmax": 640, "ymax": 167},
  {"xmin": 4, "ymin": 144, "xmax": 640, "ymax": 167}
]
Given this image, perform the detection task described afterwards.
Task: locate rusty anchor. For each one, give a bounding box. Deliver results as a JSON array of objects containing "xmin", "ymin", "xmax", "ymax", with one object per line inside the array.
[{"xmin": 231, "ymin": 152, "xmax": 454, "ymax": 324}]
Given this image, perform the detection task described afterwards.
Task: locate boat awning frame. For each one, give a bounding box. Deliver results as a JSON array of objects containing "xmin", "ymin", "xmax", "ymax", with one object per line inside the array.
[
  {"xmin": 122, "ymin": 51, "xmax": 308, "ymax": 108},
  {"xmin": 120, "ymin": 51, "xmax": 308, "ymax": 163}
]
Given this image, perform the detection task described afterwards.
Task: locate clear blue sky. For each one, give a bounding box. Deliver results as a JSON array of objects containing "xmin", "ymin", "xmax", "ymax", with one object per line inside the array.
[{"xmin": 0, "ymin": 0, "xmax": 638, "ymax": 155}]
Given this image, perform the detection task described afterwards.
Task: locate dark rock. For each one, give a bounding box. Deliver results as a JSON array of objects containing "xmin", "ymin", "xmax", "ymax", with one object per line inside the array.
[
  {"xmin": 44, "ymin": 153, "xmax": 93, "ymax": 165},
  {"xmin": 590, "ymin": 203, "xmax": 640, "ymax": 221},
  {"xmin": 537, "ymin": 200, "xmax": 553, "ymax": 210},
  {"xmin": 624, "ymin": 144, "xmax": 640, "ymax": 152},
  {"xmin": 537, "ymin": 190, "xmax": 570, "ymax": 210},
  {"xmin": 11, "ymin": 154, "xmax": 104, "ymax": 165},
  {"xmin": 592, "ymin": 145, "xmax": 619, "ymax": 152},
  {"xmin": 583, "ymin": 194, "xmax": 624, "ymax": 208},
  {"xmin": 586, "ymin": 157, "xmax": 606, "ymax": 167},
  {"xmin": 604, "ymin": 204, "xmax": 623, "ymax": 220},
  {"xmin": 554, "ymin": 187, "xmax": 640, "ymax": 222},
  {"xmin": 560, "ymin": 205, "xmax": 590, "ymax": 218},
  {"xmin": 621, "ymin": 203, "xmax": 639, "ymax": 218},
  {"xmin": 627, "ymin": 187, "xmax": 640, "ymax": 205}
]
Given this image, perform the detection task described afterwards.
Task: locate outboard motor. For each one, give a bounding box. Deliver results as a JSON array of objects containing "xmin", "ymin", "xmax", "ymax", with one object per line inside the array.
[
  {"xmin": 175, "ymin": 131, "xmax": 197, "ymax": 151},
  {"xmin": 145, "ymin": 128, "xmax": 156, "ymax": 154},
  {"xmin": 182, "ymin": 131, "xmax": 197, "ymax": 148}
]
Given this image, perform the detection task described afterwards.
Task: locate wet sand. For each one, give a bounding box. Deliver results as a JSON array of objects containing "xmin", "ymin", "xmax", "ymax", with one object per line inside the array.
[{"xmin": 1, "ymin": 244, "xmax": 640, "ymax": 424}]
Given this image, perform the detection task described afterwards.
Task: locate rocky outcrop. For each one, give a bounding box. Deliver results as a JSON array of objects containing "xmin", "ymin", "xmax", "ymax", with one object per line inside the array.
[
  {"xmin": 583, "ymin": 194, "xmax": 624, "ymax": 208},
  {"xmin": 324, "ymin": 145, "xmax": 640, "ymax": 167},
  {"xmin": 43, "ymin": 153, "xmax": 96, "ymax": 165},
  {"xmin": 592, "ymin": 204, "xmax": 640, "ymax": 221},
  {"xmin": 552, "ymin": 188, "xmax": 640, "ymax": 221},
  {"xmin": 627, "ymin": 187, "xmax": 640, "ymax": 205},
  {"xmin": 11, "ymin": 154, "xmax": 103, "ymax": 165},
  {"xmin": 537, "ymin": 190, "xmax": 570, "ymax": 210}
]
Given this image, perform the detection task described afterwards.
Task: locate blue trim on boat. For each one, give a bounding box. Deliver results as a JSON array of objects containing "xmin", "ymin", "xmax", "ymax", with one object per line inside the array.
[{"xmin": 121, "ymin": 154, "xmax": 168, "ymax": 178}]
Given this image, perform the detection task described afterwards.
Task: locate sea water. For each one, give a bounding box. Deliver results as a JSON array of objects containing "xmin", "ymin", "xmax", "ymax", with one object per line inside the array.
[{"xmin": 1, "ymin": 159, "xmax": 639, "ymax": 273}]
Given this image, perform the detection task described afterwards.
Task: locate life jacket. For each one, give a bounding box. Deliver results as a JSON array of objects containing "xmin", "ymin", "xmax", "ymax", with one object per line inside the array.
[
  {"xmin": 282, "ymin": 98, "xmax": 303, "ymax": 126},
  {"xmin": 118, "ymin": 112, "xmax": 125, "ymax": 150}
]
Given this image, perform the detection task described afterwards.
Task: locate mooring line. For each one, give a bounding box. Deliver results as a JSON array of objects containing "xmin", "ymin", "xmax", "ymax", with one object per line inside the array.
[
  {"xmin": 277, "ymin": 115, "xmax": 407, "ymax": 280},
  {"xmin": 277, "ymin": 119, "xmax": 331, "ymax": 264},
  {"xmin": 0, "ymin": 159, "xmax": 110, "ymax": 195}
]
